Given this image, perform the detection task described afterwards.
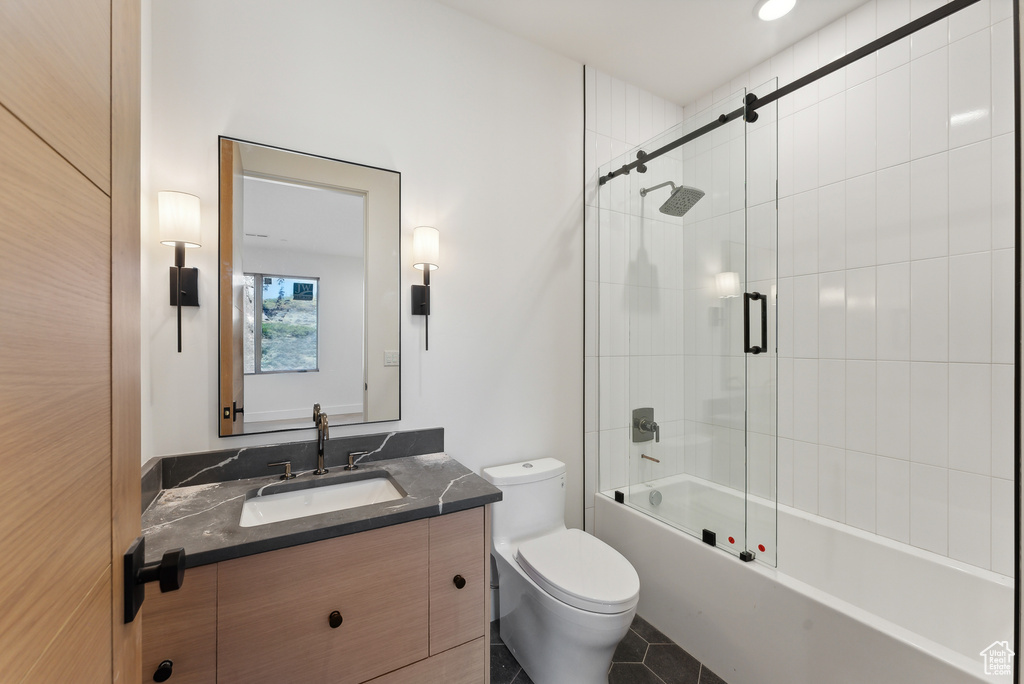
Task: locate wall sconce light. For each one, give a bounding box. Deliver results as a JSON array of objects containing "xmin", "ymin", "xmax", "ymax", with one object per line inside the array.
[
  {"xmin": 158, "ymin": 191, "xmax": 201, "ymax": 353},
  {"xmin": 411, "ymin": 226, "xmax": 439, "ymax": 351},
  {"xmin": 716, "ymin": 271, "xmax": 741, "ymax": 299}
]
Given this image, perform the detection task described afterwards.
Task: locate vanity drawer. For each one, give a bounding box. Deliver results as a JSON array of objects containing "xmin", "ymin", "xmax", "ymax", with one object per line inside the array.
[
  {"xmin": 141, "ymin": 564, "xmax": 218, "ymax": 684},
  {"xmin": 217, "ymin": 520, "xmax": 429, "ymax": 684},
  {"xmin": 428, "ymin": 508, "xmax": 485, "ymax": 655},
  {"xmin": 366, "ymin": 636, "xmax": 485, "ymax": 684}
]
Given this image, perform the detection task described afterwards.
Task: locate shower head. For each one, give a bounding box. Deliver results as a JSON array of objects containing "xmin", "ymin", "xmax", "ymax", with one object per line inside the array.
[{"xmin": 639, "ymin": 181, "xmax": 705, "ymax": 218}]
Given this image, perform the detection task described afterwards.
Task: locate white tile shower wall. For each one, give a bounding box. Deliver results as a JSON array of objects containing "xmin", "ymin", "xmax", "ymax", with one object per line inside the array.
[
  {"xmin": 770, "ymin": 0, "xmax": 1015, "ymax": 575},
  {"xmin": 585, "ymin": 0, "xmax": 1015, "ymax": 575}
]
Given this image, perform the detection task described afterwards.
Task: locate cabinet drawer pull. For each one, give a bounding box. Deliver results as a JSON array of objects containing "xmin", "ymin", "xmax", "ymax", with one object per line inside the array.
[
  {"xmin": 453, "ymin": 574, "xmax": 466, "ymax": 589},
  {"xmin": 153, "ymin": 659, "xmax": 173, "ymax": 682},
  {"xmin": 329, "ymin": 610, "xmax": 343, "ymax": 628}
]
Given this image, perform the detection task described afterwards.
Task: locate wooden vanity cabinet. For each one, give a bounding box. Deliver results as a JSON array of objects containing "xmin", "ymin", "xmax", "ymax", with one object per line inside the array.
[
  {"xmin": 140, "ymin": 506, "xmax": 489, "ymax": 683},
  {"xmin": 366, "ymin": 637, "xmax": 485, "ymax": 684},
  {"xmin": 428, "ymin": 509, "xmax": 485, "ymax": 655},
  {"xmin": 218, "ymin": 519, "xmax": 429, "ymax": 684},
  {"xmin": 141, "ymin": 564, "xmax": 218, "ymax": 684}
]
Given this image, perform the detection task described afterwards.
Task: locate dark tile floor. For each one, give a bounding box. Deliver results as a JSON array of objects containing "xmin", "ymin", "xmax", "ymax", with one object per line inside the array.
[
  {"xmin": 490, "ymin": 620, "xmax": 535, "ymax": 684},
  {"xmin": 489, "ymin": 615, "xmax": 728, "ymax": 684}
]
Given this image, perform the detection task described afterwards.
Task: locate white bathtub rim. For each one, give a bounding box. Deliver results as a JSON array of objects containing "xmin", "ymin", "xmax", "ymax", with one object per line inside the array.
[
  {"xmin": 776, "ymin": 497, "xmax": 1013, "ymax": 586},
  {"xmin": 615, "ymin": 474, "xmax": 1013, "ymax": 587},
  {"xmin": 596, "ymin": 490, "xmax": 1006, "ymax": 682}
]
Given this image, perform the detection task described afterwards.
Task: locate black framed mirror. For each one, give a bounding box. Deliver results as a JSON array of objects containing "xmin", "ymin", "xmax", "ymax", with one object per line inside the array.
[{"xmin": 218, "ymin": 138, "xmax": 400, "ymax": 436}]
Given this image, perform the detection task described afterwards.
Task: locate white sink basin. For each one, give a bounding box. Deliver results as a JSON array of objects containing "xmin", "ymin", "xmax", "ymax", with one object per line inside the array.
[{"xmin": 239, "ymin": 476, "xmax": 404, "ymax": 527}]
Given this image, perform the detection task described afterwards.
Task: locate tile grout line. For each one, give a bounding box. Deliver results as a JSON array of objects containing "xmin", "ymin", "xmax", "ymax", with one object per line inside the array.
[{"xmin": 647, "ymin": 663, "xmax": 670, "ymax": 684}]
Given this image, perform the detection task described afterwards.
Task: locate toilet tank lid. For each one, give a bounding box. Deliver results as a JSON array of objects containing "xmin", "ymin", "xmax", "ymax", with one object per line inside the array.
[{"xmin": 482, "ymin": 458, "xmax": 565, "ymax": 485}]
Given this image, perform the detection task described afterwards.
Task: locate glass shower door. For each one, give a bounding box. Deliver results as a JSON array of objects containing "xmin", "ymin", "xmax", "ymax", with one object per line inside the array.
[
  {"xmin": 624, "ymin": 88, "xmax": 750, "ymax": 559},
  {"xmin": 602, "ymin": 82, "xmax": 777, "ymax": 565}
]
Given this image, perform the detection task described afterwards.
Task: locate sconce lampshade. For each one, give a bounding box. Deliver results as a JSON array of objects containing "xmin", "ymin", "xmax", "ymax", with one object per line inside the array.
[
  {"xmin": 412, "ymin": 225, "xmax": 439, "ymax": 271},
  {"xmin": 716, "ymin": 271, "xmax": 741, "ymax": 299},
  {"xmin": 158, "ymin": 191, "xmax": 202, "ymax": 248}
]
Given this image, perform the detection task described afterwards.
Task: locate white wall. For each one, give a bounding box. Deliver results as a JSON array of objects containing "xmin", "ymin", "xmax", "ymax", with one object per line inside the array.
[
  {"xmin": 142, "ymin": 0, "xmax": 585, "ymax": 528},
  {"xmin": 588, "ymin": 0, "xmax": 1016, "ymax": 574}
]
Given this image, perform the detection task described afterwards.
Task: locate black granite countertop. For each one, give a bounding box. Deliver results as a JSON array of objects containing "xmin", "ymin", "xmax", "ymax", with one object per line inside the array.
[{"xmin": 141, "ymin": 451, "xmax": 501, "ymax": 567}]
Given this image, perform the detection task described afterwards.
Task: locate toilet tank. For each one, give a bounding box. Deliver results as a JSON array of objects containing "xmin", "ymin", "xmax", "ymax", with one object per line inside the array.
[{"xmin": 482, "ymin": 458, "xmax": 566, "ymax": 544}]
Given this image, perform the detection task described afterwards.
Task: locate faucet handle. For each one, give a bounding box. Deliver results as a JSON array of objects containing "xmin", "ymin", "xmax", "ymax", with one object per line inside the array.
[
  {"xmin": 312, "ymin": 403, "xmax": 321, "ymax": 423},
  {"xmin": 268, "ymin": 461, "xmax": 296, "ymax": 480},
  {"xmin": 638, "ymin": 417, "xmax": 661, "ymax": 442}
]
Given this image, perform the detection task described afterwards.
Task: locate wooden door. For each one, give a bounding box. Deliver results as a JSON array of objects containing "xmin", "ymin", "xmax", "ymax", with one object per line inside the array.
[
  {"xmin": 0, "ymin": 0, "xmax": 141, "ymax": 681},
  {"xmin": 219, "ymin": 138, "xmax": 245, "ymax": 435}
]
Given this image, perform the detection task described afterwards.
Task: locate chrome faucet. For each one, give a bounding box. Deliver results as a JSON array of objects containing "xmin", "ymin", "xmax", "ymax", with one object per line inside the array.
[{"xmin": 314, "ymin": 413, "xmax": 330, "ymax": 475}]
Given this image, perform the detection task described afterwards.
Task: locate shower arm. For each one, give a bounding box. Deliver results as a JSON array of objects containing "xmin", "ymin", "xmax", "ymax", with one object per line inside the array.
[{"xmin": 639, "ymin": 181, "xmax": 676, "ymax": 198}]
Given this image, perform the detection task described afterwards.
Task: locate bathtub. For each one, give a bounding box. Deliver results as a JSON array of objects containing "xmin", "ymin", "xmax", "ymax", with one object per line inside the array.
[{"xmin": 595, "ymin": 476, "xmax": 1014, "ymax": 684}]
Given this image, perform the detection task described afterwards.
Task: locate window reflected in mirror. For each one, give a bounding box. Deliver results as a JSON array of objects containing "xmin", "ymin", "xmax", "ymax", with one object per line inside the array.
[{"xmin": 243, "ymin": 274, "xmax": 320, "ymax": 374}]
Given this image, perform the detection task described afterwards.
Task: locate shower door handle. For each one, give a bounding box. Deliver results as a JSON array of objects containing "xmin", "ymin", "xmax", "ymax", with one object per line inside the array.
[{"xmin": 744, "ymin": 292, "xmax": 767, "ymax": 355}]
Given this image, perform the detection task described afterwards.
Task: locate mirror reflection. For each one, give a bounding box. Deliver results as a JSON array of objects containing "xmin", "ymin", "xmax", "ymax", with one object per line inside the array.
[{"xmin": 219, "ymin": 138, "xmax": 400, "ymax": 436}]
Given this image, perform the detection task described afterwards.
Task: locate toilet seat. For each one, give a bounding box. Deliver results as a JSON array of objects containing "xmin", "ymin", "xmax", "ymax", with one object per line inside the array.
[{"xmin": 515, "ymin": 528, "xmax": 639, "ymax": 614}]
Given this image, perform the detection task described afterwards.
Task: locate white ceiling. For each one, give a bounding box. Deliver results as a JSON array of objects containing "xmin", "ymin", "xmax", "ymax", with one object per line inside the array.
[
  {"xmin": 242, "ymin": 177, "xmax": 365, "ymax": 259},
  {"xmin": 436, "ymin": 0, "xmax": 868, "ymax": 104}
]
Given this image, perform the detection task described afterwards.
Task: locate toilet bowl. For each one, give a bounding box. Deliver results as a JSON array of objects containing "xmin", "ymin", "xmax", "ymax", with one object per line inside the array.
[{"xmin": 482, "ymin": 458, "xmax": 639, "ymax": 684}]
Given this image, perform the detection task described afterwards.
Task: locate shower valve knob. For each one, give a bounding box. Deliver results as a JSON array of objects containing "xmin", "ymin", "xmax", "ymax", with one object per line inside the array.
[
  {"xmin": 632, "ymin": 408, "xmax": 660, "ymax": 443},
  {"xmin": 639, "ymin": 418, "xmax": 660, "ymax": 443}
]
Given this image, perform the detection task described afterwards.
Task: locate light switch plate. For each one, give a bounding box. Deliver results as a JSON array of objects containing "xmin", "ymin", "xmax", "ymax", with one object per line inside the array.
[{"xmin": 384, "ymin": 350, "xmax": 400, "ymax": 366}]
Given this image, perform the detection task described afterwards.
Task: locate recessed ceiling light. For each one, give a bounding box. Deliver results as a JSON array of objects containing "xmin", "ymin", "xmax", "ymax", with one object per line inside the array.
[{"xmin": 754, "ymin": 0, "xmax": 796, "ymax": 21}]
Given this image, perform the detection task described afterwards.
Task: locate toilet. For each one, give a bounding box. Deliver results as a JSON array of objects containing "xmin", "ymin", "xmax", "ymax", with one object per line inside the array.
[{"xmin": 482, "ymin": 458, "xmax": 639, "ymax": 684}]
